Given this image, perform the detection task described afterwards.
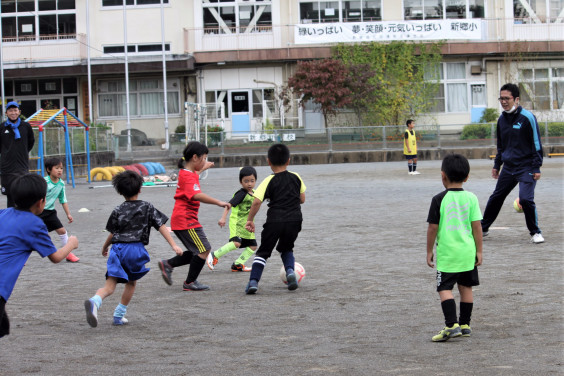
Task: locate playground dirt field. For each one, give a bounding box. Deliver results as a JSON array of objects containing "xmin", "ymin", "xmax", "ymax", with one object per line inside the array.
[{"xmin": 0, "ymin": 158, "xmax": 562, "ymax": 376}]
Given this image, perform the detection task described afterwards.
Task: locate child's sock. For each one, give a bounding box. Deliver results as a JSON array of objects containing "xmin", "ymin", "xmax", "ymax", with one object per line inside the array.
[
  {"xmin": 59, "ymin": 231, "xmax": 68, "ymax": 246},
  {"xmin": 90, "ymin": 295, "xmax": 103, "ymax": 309},
  {"xmin": 249, "ymin": 256, "xmax": 266, "ymax": 282},
  {"xmin": 168, "ymin": 251, "xmax": 192, "ymax": 268},
  {"xmin": 186, "ymin": 255, "xmax": 206, "ymax": 284},
  {"xmin": 459, "ymin": 302, "xmax": 473, "ymax": 326},
  {"xmin": 441, "ymin": 299, "xmax": 458, "ymax": 327},
  {"xmin": 214, "ymin": 242, "xmax": 237, "ymax": 259},
  {"xmin": 408, "ymin": 163, "xmax": 413, "ymax": 172},
  {"xmin": 413, "ymin": 163, "xmax": 417, "ymax": 172},
  {"xmin": 235, "ymin": 247, "xmax": 255, "ymax": 265},
  {"xmin": 113, "ymin": 303, "xmax": 127, "ymax": 319},
  {"xmin": 280, "ymin": 251, "xmax": 295, "ymax": 272}
]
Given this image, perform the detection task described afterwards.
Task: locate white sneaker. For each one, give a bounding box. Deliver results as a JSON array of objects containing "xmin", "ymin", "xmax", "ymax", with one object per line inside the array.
[
  {"xmin": 531, "ymin": 233, "xmax": 544, "ymax": 244},
  {"xmin": 408, "ymin": 172, "xmax": 414, "ymax": 175},
  {"xmin": 412, "ymin": 171, "xmax": 421, "ymax": 175},
  {"xmin": 206, "ymin": 252, "xmax": 216, "ymax": 270}
]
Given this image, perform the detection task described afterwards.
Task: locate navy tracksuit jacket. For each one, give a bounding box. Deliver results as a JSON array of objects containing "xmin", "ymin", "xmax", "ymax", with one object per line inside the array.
[{"xmin": 482, "ymin": 106, "xmax": 543, "ymax": 235}]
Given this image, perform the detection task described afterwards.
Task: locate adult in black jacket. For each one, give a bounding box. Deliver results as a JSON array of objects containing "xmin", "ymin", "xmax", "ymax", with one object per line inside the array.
[
  {"xmin": 0, "ymin": 101, "xmax": 35, "ymax": 207},
  {"xmin": 481, "ymin": 84, "xmax": 544, "ymax": 244}
]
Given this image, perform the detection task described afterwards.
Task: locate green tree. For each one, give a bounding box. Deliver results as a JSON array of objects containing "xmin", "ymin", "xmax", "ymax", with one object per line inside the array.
[
  {"xmin": 333, "ymin": 41, "xmax": 443, "ymax": 126},
  {"xmin": 287, "ymin": 59, "xmax": 352, "ymax": 129},
  {"xmin": 345, "ymin": 63, "xmax": 376, "ymax": 127}
]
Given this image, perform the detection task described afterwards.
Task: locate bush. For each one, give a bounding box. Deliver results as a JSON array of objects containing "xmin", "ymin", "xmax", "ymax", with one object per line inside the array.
[
  {"xmin": 460, "ymin": 123, "xmax": 492, "ymax": 140},
  {"xmin": 175, "ymin": 125, "xmax": 185, "ymax": 134},
  {"xmin": 547, "ymin": 122, "xmax": 564, "ymax": 137},
  {"xmin": 478, "ymin": 108, "xmax": 499, "ymax": 123}
]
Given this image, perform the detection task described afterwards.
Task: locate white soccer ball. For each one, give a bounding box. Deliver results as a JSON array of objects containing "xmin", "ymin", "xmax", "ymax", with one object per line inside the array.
[{"xmin": 280, "ymin": 262, "xmax": 306, "ymax": 285}]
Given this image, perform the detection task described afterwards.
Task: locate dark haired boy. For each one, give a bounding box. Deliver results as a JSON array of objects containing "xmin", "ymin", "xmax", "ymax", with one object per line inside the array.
[
  {"xmin": 84, "ymin": 171, "xmax": 182, "ymax": 327},
  {"xmin": 0, "ymin": 173, "xmax": 79, "ymax": 338},
  {"xmin": 207, "ymin": 166, "xmax": 258, "ymax": 272},
  {"xmin": 244, "ymin": 144, "xmax": 306, "ymax": 294},
  {"xmin": 426, "ymin": 153, "xmax": 483, "ymax": 342},
  {"xmin": 404, "ymin": 119, "xmax": 420, "ymax": 175}
]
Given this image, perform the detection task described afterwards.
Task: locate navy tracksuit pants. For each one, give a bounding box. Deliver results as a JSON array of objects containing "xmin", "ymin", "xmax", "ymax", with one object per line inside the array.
[{"xmin": 482, "ymin": 167, "xmax": 541, "ymax": 235}]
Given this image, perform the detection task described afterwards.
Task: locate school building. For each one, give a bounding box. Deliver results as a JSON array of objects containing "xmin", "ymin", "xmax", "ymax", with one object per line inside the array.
[{"xmin": 1, "ymin": 0, "xmax": 563, "ymax": 143}]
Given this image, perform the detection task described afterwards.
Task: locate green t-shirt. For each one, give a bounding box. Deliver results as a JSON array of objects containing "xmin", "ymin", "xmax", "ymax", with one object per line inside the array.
[
  {"xmin": 228, "ymin": 188, "xmax": 255, "ymax": 240},
  {"xmin": 427, "ymin": 189, "xmax": 482, "ymax": 273},
  {"xmin": 44, "ymin": 176, "xmax": 67, "ymax": 211}
]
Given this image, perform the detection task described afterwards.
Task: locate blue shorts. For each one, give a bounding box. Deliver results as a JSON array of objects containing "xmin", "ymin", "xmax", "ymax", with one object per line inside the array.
[
  {"xmin": 404, "ymin": 154, "xmax": 417, "ymax": 159},
  {"xmin": 106, "ymin": 242, "xmax": 150, "ymax": 283}
]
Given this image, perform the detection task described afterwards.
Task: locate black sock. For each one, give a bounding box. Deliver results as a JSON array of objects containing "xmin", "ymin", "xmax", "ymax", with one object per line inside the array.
[
  {"xmin": 441, "ymin": 299, "xmax": 458, "ymax": 327},
  {"xmin": 413, "ymin": 164, "xmax": 417, "ymax": 172},
  {"xmin": 408, "ymin": 164, "xmax": 413, "ymax": 172},
  {"xmin": 167, "ymin": 251, "xmax": 192, "ymax": 268},
  {"xmin": 186, "ymin": 255, "xmax": 206, "ymax": 284},
  {"xmin": 459, "ymin": 302, "xmax": 473, "ymax": 326}
]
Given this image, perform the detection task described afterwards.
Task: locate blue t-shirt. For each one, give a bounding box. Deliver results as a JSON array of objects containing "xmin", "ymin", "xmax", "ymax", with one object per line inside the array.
[{"xmin": 0, "ymin": 208, "xmax": 57, "ymax": 301}]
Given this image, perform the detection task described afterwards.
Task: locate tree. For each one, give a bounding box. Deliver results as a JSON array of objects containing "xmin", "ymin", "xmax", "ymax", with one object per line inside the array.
[
  {"xmin": 345, "ymin": 63, "xmax": 376, "ymax": 127},
  {"xmin": 333, "ymin": 41, "xmax": 443, "ymax": 126},
  {"xmin": 287, "ymin": 59, "xmax": 352, "ymax": 129}
]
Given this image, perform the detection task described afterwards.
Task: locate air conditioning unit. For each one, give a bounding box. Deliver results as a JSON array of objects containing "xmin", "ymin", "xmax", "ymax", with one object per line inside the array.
[
  {"xmin": 105, "ymin": 122, "xmax": 115, "ymax": 134},
  {"xmin": 471, "ymin": 65, "xmax": 482, "ymax": 75}
]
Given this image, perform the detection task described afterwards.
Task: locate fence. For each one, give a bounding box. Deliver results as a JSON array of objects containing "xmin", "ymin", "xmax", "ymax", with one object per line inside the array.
[{"xmin": 168, "ymin": 122, "xmax": 563, "ymax": 156}]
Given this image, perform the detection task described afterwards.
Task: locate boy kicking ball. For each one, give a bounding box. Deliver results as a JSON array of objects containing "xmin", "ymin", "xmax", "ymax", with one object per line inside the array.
[{"xmin": 426, "ymin": 153, "xmax": 483, "ymax": 342}]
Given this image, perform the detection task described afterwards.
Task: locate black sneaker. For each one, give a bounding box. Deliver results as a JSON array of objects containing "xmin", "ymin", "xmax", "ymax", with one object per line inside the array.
[
  {"xmin": 158, "ymin": 259, "xmax": 173, "ymax": 286},
  {"xmin": 231, "ymin": 263, "xmax": 251, "ymax": 272},
  {"xmin": 286, "ymin": 269, "xmax": 298, "ymax": 291},
  {"xmin": 245, "ymin": 279, "xmax": 259, "ymax": 294},
  {"xmin": 183, "ymin": 280, "xmax": 210, "ymax": 291}
]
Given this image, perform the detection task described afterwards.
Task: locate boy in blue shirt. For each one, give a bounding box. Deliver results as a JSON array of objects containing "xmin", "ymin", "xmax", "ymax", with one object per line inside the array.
[
  {"xmin": 0, "ymin": 174, "xmax": 79, "ymax": 338},
  {"xmin": 427, "ymin": 153, "xmax": 483, "ymax": 342}
]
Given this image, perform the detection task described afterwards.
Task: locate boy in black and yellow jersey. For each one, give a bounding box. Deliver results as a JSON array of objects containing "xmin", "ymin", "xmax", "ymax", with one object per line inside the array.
[
  {"xmin": 404, "ymin": 119, "xmax": 420, "ymax": 175},
  {"xmin": 244, "ymin": 144, "xmax": 306, "ymax": 294}
]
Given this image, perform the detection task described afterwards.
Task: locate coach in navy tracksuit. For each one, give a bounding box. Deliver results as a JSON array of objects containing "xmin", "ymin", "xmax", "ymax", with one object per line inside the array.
[{"xmin": 481, "ymin": 83, "xmax": 544, "ymax": 244}]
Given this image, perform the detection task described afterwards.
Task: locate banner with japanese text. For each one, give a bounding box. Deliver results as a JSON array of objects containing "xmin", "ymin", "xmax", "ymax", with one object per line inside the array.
[{"xmin": 294, "ymin": 20, "xmax": 482, "ymax": 44}]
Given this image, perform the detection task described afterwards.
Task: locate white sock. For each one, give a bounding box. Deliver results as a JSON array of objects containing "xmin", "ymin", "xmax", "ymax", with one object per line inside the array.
[{"xmin": 59, "ymin": 232, "xmax": 68, "ymax": 246}]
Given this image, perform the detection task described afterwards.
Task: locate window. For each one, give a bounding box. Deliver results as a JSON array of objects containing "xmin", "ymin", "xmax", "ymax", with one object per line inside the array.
[
  {"xmin": 98, "ymin": 78, "xmax": 180, "ymax": 118},
  {"xmin": 300, "ymin": 0, "xmax": 382, "ymax": 23},
  {"xmin": 518, "ymin": 67, "xmax": 564, "ymax": 110},
  {"xmin": 1, "ymin": 0, "xmax": 76, "ymax": 42},
  {"xmin": 252, "ymin": 88, "xmax": 275, "ymax": 118},
  {"xmin": 203, "ymin": 0, "xmax": 272, "ymax": 34},
  {"xmin": 405, "ymin": 0, "xmax": 485, "ymax": 20},
  {"xmin": 103, "ymin": 44, "xmax": 170, "ymax": 55},
  {"xmin": 425, "ymin": 63, "xmax": 472, "ymax": 113},
  {"xmin": 514, "ymin": 0, "xmax": 564, "ymax": 23},
  {"xmin": 102, "ymin": 0, "xmax": 169, "ymax": 6}
]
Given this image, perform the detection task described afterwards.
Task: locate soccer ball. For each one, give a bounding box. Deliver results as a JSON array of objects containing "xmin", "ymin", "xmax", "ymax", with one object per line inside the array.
[
  {"xmin": 280, "ymin": 262, "xmax": 306, "ymax": 285},
  {"xmin": 513, "ymin": 198, "xmax": 523, "ymax": 213}
]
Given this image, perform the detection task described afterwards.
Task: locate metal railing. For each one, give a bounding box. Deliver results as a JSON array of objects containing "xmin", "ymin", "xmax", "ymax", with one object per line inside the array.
[{"xmin": 167, "ymin": 122, "xmax": 563, "ymax": 156}]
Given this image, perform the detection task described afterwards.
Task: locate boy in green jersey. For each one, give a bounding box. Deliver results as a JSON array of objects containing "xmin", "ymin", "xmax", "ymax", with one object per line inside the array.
[
  {"xmin": 426, "ymin": 153, "xmax": 483, "ymax": 342},
  {"xmin": 207, "ymin": 167, "xmax": 257, "ymax": 272}
]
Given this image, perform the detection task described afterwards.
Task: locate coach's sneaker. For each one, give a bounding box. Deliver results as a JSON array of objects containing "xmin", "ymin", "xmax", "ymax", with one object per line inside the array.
[
  {"xmin": 206, "ymin": 252, "xmax": 218, "ymax": 270},
  {"xmin": 113, "ymin": 316, "xmax": 129, "ymax": 326},
  {"xmin": 246, "ymin": 279, "xmax": 259, "ymax": 294},
  {"xmin": 531, "ymin": 233, "xmax": 544, "ymax": 244},
  {"xmin": 66, "ymin": 252, "xmax": 80, "ymax": 262},
  {"xmin": 431, "ymin": 324, "xmax": 462, "ymax": 342},
  {"xmin": 158, "ymin": 259, "xmax": 173, "ymax": 285},
  {"xmin": 84, "ymin": 299, "xmax": 98, "ymax": 328},
  {"xmin": 183, "ymin": 280, "xmax": 210, "ymax": 291},
  {"xmin": 231, "ymin": 263, "xmax": 251, "ymax": 272},
  {"xmin": 460, "ymin": 324, "xmax": 472, "ymax": 337},
  {"xmin": 286, "ymin": 269, "xmax": 299, "ymax": 291}
]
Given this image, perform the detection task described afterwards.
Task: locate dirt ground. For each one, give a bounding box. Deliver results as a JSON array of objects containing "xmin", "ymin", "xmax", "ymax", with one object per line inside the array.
[{"xmin": 0, "ymin": 158, "xmax": 562, "ymax": 376}]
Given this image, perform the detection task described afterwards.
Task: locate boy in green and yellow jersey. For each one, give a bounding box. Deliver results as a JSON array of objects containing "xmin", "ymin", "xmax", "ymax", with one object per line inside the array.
[
  {"xmin": 404, "ymin": 119, "xmax": 420, "ymax": 175},
  {"xmin": 207, "ymin": 167, "xmax": 257, "ymax": 272},
  {"xmin": 426, "ymin": 153, "xmax": 483, "ymax": 342}
]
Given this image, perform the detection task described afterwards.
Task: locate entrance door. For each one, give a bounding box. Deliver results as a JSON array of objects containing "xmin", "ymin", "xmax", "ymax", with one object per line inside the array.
[
  {"xmin": 470, "ymin": 84, "xmax": 487, "ymax": 123},
  {"xmin": 230, "ymin": 90, "xmax": 250, "ymax": 135},
  {"xmin": 304, "ymin": 99, "xmax": 324, "ymax": 133}
]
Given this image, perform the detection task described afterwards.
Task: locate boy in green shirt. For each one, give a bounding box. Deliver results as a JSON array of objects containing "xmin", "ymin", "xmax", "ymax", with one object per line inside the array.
[{"xmin": 426, "ymin": 153, "xmax": 483, "ymax": 342}]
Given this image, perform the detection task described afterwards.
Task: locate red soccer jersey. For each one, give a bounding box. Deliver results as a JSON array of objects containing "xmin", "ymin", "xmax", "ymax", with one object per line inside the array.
[{"xmin": 170, "ymin": 169, "xmax": 201, "ymax": 230}]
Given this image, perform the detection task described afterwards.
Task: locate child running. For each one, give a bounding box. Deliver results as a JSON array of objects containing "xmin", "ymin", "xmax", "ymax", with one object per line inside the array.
[
  {"xmin": 84, "ymin": 171, "xmax": 183, "ymax": 327},
  {"xmin": 426, "ymin": 153, "xmax": 483, "ymax": 342},
  {"xmin": 157, "ymin": 141, "xmax": 230, "ymax": 291},
  {"xmin": 206, "ymin": 166, "xmax": 257, "ymax": 272},
  {"xmin": 38, "ymin": 157, "xmax": 79, "ymax": 262},
  {"xmin": 0, "ymin": 174, "xmax": 78, "ymax": 338},
  {"xmin": 245, "ymin": 143, "xmax": 306, "ymax": 294}
]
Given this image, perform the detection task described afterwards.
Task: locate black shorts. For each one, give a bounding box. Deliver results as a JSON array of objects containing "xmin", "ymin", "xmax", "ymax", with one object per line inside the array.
[
  {"xmin": 0, "ymin": 297, "xmax": 9, "ymax": 338},
  {"xmin": 229, "ymin": 237, "xmax": 257, "ymax": 248},
  {"xmin": 436, "ymin": 266, "xmax": 479, "ymax": 292},
  {"xmin": 256, "ymin": 221, "xmax": 302, "ymax": 260},
  {"xmin": 404, "ymin": 154, "xmax": 417, "ymax": 160},
  {"xmin": 38, "ymin": 209, "xmax": 63, "ymax": 232},
  {"xmin": 173, "ymin": 227, "xmax": 211, "ymax": 255}
]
